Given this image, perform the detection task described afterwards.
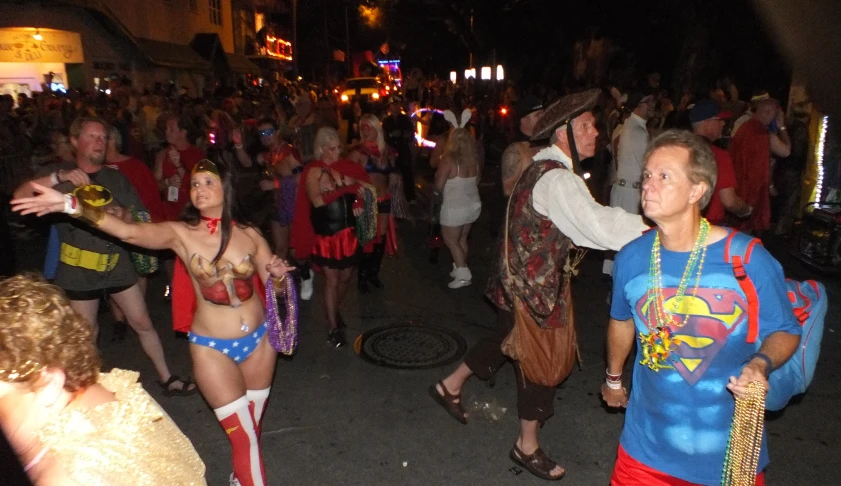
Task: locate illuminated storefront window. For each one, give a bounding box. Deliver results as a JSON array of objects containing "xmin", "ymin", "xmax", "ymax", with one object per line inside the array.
[{"xmin": 263, "ymin": 35, "xmax": 292, "ymax": 61}]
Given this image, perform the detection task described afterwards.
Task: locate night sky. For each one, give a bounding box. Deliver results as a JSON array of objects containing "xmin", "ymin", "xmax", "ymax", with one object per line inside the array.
[{"xmin": 284, "ymin": 0, "xmax": 792, "ymax": 100}]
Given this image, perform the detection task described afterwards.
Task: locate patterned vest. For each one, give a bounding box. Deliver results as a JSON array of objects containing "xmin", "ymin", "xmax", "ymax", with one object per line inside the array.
[{"xmin": 485, "ymin": 159, "xmax": 574, "ymax": 329}]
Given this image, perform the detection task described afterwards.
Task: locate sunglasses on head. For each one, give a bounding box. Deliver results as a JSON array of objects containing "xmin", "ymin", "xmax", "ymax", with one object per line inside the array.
[{"xmin": 260, "ymin": 128, "xmax": 275, "ymax": 137}]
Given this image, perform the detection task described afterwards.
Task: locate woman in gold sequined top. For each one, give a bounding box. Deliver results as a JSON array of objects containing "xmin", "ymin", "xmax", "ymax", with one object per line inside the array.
[{"xmin": 0, "ymin": 274, "xmax": 206, "ymax": 485}]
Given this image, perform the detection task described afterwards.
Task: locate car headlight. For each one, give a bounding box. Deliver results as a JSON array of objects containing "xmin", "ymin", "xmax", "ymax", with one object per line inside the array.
[
  {"xmin": 341, "ymin": 94, "xmax": 349, "ymax": 102},
  {"xmin": 372, "ymin": 92, "xmax": 380, "ymax": 100}
]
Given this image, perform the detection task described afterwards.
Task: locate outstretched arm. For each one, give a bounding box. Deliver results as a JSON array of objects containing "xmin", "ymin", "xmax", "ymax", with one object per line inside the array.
[
  {"xmin": 532, "ymin": 169, "xmax": 648, "ymax": 251},
  {"xmin": 11, "ymin": 183, "xmax": 181, "ymax": 252}
]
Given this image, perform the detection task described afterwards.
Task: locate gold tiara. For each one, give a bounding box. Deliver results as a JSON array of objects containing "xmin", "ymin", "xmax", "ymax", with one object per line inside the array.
[
  {"xmin": 192, "ymin": 159, "xmax": 221, "ymax": 179},
  {"xmin": 0, "ymin": 359, "xmax": 44, "ymax": 382}
]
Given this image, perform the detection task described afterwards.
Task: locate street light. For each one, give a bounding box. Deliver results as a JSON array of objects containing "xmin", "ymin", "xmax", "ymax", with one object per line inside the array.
[
  {"xmin": 449, "ymin": 71, "xmax": 457, "ymax": 83},
  {"xmin": 496, "ymin": 65, "xmax": 504, "ymax": 81},
  {"xmin": 480, "ymin": 66, "xmax": 491, "ymax": 80}
]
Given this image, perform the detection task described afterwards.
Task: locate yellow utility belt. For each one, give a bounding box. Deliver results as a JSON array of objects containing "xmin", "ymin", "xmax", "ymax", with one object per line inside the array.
[{"xmin": 60, "ymin": 243, "xmax": 119, "ymax": 272}]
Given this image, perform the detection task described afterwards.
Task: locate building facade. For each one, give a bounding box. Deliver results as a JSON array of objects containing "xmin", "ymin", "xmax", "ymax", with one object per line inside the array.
[{"xmin": 0, "ymin": 0, "xmax": 276, "ymax": 96}]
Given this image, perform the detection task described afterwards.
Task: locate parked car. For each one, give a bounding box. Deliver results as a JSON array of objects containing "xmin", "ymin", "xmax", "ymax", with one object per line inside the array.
[{"xmin": 339, "ymin": 77, "xmax": 383, "ymax": 114}]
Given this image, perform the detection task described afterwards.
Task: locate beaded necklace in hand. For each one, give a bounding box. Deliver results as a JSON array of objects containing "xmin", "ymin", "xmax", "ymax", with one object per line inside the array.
[{"xmin": 639, "ymin": 218, "xmax": 710, "ymax": 371}]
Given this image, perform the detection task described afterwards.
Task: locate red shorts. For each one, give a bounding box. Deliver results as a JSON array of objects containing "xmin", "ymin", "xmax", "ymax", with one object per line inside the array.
[{"xmin": 610, "ymin": 445, "xmax": 765, "ymax": 486}]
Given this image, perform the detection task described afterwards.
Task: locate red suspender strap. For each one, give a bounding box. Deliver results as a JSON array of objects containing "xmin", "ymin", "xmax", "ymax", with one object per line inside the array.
[
  {"xmin": 723, "ymin": 231, "xmax": 738, "ymax": 262},
  {"xmin": 726, "ymin": 233, "xmax": 762, "ymax": 344}
]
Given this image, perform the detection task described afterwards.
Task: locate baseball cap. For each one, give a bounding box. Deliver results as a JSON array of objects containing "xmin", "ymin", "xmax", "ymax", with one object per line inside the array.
[
  {"xmin": 516, "ymin": 96, "xmax": 544, "ymax": 119},
  {"xmin": 689, "ymin": 99, "xmax": 732, "ymax": 123}
]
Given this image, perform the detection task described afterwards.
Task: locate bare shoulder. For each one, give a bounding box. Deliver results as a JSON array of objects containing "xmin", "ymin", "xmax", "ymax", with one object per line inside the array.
[
  {"xmin": 241, "ymin": 224, "xmax": 267, "ymax": 247},
  {"xmin": 240, "ymin": 224, "xmax": 261, "ymax": 239}
]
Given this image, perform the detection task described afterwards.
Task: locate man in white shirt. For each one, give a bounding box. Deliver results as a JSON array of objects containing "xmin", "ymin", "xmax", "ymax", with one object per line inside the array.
[
  {"xmin": 611, "ymin": 92, "xmax": 653, "ymax": 215},
  {"xmin": 428, "ymin": 89, "xmax": 647, "ymax": 481},
  {"xmin": 603, "ymin": 93, "xmax": 652, "ymax": 277}
]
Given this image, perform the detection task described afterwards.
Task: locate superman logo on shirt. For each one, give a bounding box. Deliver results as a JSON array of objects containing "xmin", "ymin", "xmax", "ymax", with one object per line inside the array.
[{"xmin": 636, "ymin": 287, "xmax": 748, "ymax": 385}]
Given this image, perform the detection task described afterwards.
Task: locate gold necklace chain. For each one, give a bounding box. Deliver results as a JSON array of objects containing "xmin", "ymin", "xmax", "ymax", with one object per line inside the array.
[{"xmin": 722, "ymin": 382, "xmax": 766, "ymax": 485}]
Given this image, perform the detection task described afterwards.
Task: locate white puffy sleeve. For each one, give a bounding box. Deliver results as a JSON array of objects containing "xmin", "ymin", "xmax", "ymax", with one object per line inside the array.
[{"xmin": 532, "ymin": 169, "xmax": 648, "ymax": 251}]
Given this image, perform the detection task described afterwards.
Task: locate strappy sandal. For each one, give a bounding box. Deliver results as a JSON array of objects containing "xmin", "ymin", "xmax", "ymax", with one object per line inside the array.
[
  {"xmin": 509, "ymin": 444, "xmax": 565, "ymax": 481},
  {"xmin": 159, "ymin": 375, "xmax": 198, "ymax": 397},
  {"xmin": 428, "ymin": 380, "xmax": 467, "ymax": 425}
]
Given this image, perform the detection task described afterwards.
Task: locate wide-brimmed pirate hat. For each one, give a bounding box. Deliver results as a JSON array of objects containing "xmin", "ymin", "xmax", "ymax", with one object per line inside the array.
[{"xmin": 530, "ymin": 88, "xmax": 601, "ymax": 142}]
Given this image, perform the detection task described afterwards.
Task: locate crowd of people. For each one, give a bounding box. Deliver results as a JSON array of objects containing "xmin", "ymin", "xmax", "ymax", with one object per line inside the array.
[{"xmin": 0, "ymin": 67, "xmax": 815, "ymax": 485}]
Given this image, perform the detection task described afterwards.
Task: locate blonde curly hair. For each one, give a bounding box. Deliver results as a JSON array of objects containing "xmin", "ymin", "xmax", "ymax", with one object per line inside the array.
[
  {"xmin": 0, "ymin": 274, "xmax": 99, "ymax": 391},
  {"xmin": 443, "ymin": 128, "xmax": 478, "ymax": 170}
]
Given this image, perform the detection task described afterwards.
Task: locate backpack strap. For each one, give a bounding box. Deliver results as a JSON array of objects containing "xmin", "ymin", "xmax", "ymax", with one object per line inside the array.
[{"xmin": 723, "ymin": 231, "xmax": 762, "ymax": 343}]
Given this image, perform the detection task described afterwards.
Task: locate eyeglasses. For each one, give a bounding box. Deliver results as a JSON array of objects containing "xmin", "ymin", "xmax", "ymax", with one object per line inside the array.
[{"xmin": 259, "ymin": 128, "xmax": 275, "ymax": 137}]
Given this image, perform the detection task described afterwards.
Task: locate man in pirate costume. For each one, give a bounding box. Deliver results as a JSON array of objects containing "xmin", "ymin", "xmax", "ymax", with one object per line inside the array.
[
  {"xmin": 428, "ymin": 90, "xmax": 648, "ymax": 480},
  {"xmin": 13, "ymin": 116, "xmax": 195, "ymax": 396}
]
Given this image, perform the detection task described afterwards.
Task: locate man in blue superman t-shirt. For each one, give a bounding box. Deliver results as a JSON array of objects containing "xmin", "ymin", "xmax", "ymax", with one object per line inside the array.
[{"xmin": 601, "ymin": 130, "xmax": 801, "ymax": 485}]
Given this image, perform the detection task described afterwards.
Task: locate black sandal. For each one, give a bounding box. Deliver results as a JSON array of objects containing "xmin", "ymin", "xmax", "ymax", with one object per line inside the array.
[
  {"xmin": 509, "ymin": 444, "xmax": 565, "ymax": 481},
  {"xmin": 428, "ymin": 381, "xmax": 467, "ymax": 425},
  {"xmin": 328, "ymin": 328, "xmax": 346, "ymax": 348},
  {"xmin": 159, "ymin": 375, "xmax": 198, "ymax": 397}
]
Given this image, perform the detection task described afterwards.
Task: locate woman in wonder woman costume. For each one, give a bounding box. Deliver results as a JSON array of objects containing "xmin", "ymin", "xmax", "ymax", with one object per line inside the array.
[
  {"xmin": 12, "ymin": 159, "xmax": 297, "ymax": 486},
  {"xmin": 291, "ymin": 127, "xmax": 373, "ymax": 347},
  {"xmin": 347, "ymin": 114, "xmax": 399, "ymax": 293}
]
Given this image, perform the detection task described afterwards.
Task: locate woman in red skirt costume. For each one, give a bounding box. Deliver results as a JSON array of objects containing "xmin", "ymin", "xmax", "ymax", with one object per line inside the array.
[
  {"xmin": 291, "ymin": 127, "xmax": 372, "ymax": 347},
  {"xmin": 347, "ymin": 114, "xmax": 399, "ymax": 293}
]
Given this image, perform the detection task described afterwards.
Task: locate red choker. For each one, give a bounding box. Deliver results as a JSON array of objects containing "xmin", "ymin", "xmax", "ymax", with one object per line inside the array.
[{"xmin": 200, "ymin": 216, "xmax": 221, "ymax": 234}]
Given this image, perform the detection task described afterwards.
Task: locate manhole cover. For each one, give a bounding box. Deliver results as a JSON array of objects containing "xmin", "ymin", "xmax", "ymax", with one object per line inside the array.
[{"xmin": 355, "ymin": 322, "xmax": 467, "ymax": 370}]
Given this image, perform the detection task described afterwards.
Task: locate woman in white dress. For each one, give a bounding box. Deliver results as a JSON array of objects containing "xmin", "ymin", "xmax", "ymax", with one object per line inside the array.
[{"xmin": 434, "ymin": 127, "xmax": 482, "ymax": 288}]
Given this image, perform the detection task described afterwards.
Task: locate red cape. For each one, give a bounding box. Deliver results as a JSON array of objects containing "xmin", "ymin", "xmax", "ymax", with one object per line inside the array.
[
  {"xmin": 729, "ymin": 118, "xmax": 771, "ymax": 231},
  {"xmin": 108, "ymin": 157, "xmax": 168, "ymax": 223},
  {"xmin": 289, "ymin": 159, "xmax": 371, "ymax": 260},
  {"xmin": 171, "ymin": 257, "xmax": 267, "ymax": 333}
]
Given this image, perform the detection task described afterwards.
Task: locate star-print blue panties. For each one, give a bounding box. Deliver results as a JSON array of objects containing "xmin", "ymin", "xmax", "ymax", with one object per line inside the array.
[{"xmin": 188, "ymin": 322, "xmax": 266, "ymax": 363}]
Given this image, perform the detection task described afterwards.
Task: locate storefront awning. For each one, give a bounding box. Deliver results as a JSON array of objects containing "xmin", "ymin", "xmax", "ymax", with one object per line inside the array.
[
  {"xmin": 247, "ymin": 55, "xmax": 293, "ymax": 71},
  {"xmin": 191, "ymin": 33, "xmax": 259, "ymax": 75},
  {"xmin": 135, "ymin": 38, "xmax": 210, "ymax": 71},
  {"xmin": 226, "ymin": 52, "xmax": 260, "ymax": 75}
]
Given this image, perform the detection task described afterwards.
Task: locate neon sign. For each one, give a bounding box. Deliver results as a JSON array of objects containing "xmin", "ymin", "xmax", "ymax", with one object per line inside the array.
[{"xmin": 264, "ymin": 35, "xmax": 292, "ymax": 61}]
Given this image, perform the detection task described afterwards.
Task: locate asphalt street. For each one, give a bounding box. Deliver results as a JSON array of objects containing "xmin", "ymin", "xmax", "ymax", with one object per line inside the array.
[{"xmin": 7, "ymin": 169, "xmax": 840, "ymax": 486}]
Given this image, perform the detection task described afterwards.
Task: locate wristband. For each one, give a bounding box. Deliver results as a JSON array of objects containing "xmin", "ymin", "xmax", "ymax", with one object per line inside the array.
[
  {"xmin": 778, "ymin": 126, "xmax": 787, "ymax": 131},
  {"xmin": 68, "ymin": 197, "xmax": 105, "ymax": 227},
  {"xmin": 747, "ymin": 352, "xmax": 773, "ymax": 378},
  {"xmin": 235, "ymin": 143, "xmax": 244, "ymax": 149},
  {"xmin": 63, "ymin": 194, "xmax": 79, "ymax": 216},
  {"xmin": 605, "ymin": 379, "xmax": 622, "ymax": 390},
  {"xmin": 274, "ymin": 179, "xmax": 280, "ymax": 190},
  {"xmin": 50, "ymin": 171, "xmax": 61, "ymax": 186},
  {"xmin": 606, "ymin": 368, "xmax": 622, "ymax": 381}
]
